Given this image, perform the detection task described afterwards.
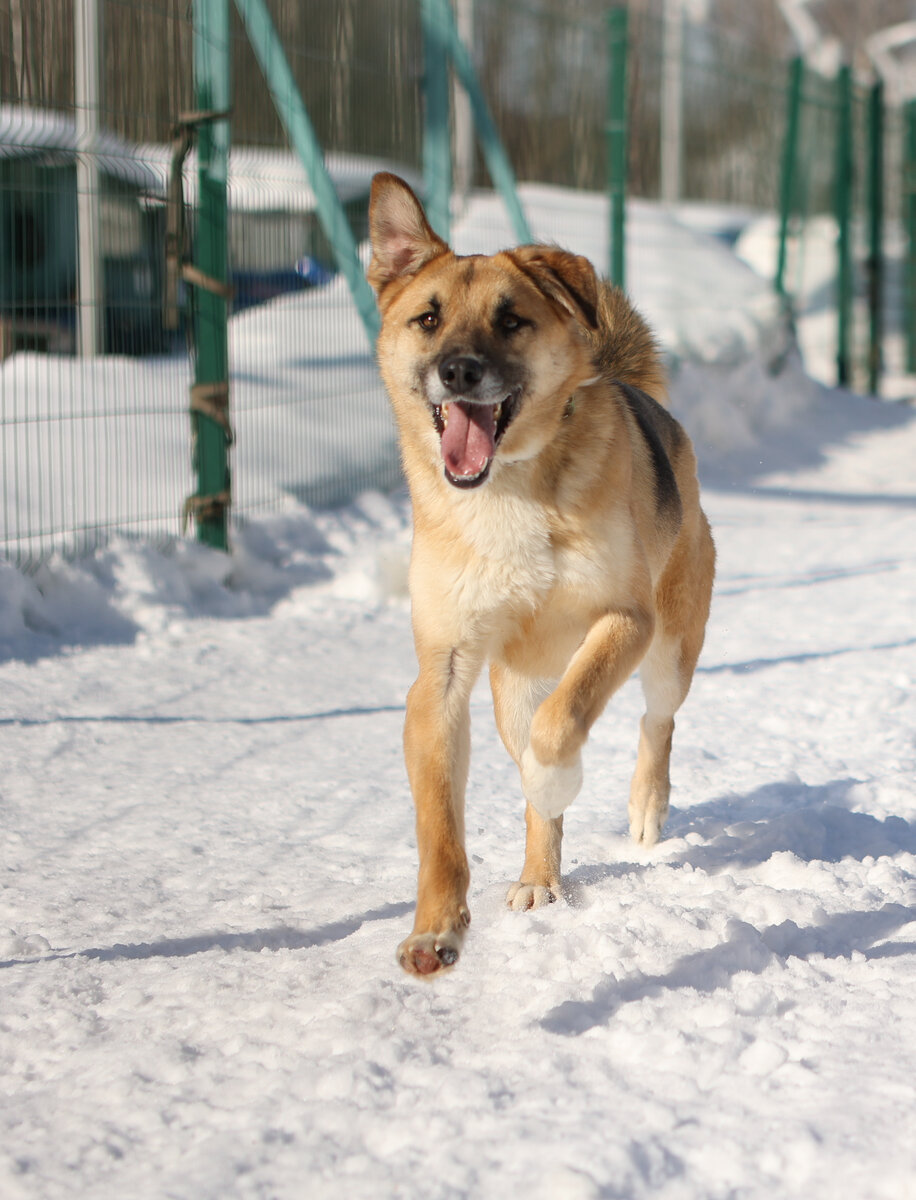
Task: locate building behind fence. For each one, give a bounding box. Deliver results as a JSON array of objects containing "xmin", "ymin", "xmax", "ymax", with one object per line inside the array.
[{"xmin": 1, "ymin": 0, "xmax": 914, "ymax": 568}]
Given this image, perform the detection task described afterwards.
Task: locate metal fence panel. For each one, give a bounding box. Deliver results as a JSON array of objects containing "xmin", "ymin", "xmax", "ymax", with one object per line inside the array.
[{"xmin": 1, "ymin": 0, "xmax": 912, "ymax": 569}]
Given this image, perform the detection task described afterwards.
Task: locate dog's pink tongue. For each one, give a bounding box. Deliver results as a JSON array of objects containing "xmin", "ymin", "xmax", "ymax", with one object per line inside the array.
[{"xmin": 441, "ymin": 402, "xmax": 495, "ymax": 478}]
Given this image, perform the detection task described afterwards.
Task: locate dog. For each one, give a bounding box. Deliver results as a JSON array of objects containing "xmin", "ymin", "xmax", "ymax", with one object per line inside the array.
[{"xmin": 368, "ymin": 173, "xmax": 715, "ymax": 977}]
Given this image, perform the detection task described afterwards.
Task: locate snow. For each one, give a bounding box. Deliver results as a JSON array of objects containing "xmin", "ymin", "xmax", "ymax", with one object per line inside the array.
[{"xmin": 2, "ymin": 184, "xmax": 916, "ymax": 1198}]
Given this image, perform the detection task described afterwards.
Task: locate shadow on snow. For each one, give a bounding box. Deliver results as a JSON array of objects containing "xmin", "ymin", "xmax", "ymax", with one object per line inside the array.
[
  {"xmin": 541, "ymin": 902, "xmax": 916, "ymax": 1036},
  {"xmin": 547, "ymin": 777, "xmax": 916, "ymax": 1034},
  {"xmin": 0, "ymin": 901, "xmax": 414, "ymax": 971}
]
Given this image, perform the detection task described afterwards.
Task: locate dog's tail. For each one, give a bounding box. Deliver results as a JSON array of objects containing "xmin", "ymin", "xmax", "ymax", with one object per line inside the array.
[{"xmin": 588, "ymin": 283, "xmax": 668, "ymax": 405}]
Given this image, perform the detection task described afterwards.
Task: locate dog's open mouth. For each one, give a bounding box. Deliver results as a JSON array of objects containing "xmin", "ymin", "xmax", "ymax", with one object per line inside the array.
[{"xmin": 431, "ymin": 395, "xmax": 518, "ymax": 489}]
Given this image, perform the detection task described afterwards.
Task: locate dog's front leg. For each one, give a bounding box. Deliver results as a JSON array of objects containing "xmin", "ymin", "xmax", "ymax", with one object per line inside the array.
[
  {"xmin": 522, "ymin": 606, "xmax": 654, "ymax": 820},
  {"xmin": 398, "ymin": 644, "xmax": 481, "ymax": 977}
]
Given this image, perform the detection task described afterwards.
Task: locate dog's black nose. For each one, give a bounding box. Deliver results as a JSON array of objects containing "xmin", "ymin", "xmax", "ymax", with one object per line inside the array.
[{"xmin": 439, "ymin": 355, "xmax": 484, "ymax": 394}]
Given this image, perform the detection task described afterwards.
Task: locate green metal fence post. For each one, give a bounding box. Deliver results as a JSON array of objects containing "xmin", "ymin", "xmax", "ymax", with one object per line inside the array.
[
  {"xmin": 233, "ymin": 0, "xmax": 380, "ymax": 347},
  {"xmin": 422, "ymin": 0, "xmax": 452, "ymax": 241},
  {"xmin": 776, "ymin": 56, "xmax": 804, "ymax": 299},
  {"xmin": 435, "ymin": 0, "xmax": 532, "ymax": 244},
  {"xmin": 191, "ymin": 0, "xmax": 231, "ymax": 551},
  {"xmin": 905, "ymin": 98, "xmax": 916, "ymax": 374},
  {"xmin": 606, "ymin": 7, "xmax": 628, "ymax": 290},
  {"xmin": 834, "ymin": 63, "xmax": 853, "ymax": 388},
  {"xmin": 866, "ymin": 78, "xmax": 884, "ymax": 396}
]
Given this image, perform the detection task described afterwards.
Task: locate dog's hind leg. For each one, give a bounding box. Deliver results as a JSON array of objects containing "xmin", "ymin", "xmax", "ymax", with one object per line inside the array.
[
  {"xmin": 491, "ymin": 663, "xmax": 564, "ymax": 910},
  {"xmin": 506, "ymin": 804, "xmax": 564, "ymax": 911},
  {"xmin": 629, "ymin": 635, "xmax": 682, "ymax": 846},
  {"xmin": 630, "ymin": 518, "xmax": 714, "ymax": 845}
]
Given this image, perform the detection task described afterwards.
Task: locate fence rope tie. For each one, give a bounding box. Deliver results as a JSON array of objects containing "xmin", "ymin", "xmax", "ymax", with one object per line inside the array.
[
  {"xmin": 182, "ymin": 490, "xmax": 232, "ymax": 535},
  {"xmin": 164, "ymin": 108, "xmax": 234, "ymax": 329},
  {"xmin": 184, "ymin": 379, "xmax": 233, "ymax": 533},
  {"xmin": 190, "ymin": 381, "xmax": 234, "ymax": 445},
  {"xmin": 182, "ymin": 263, "xmax": 234, "ymax": 299}
]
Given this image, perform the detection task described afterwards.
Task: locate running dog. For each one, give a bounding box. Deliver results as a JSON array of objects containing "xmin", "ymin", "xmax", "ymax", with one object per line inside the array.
[{"xmin": 368, "ymin": 173, "xmax": 715, "ymax": 977}]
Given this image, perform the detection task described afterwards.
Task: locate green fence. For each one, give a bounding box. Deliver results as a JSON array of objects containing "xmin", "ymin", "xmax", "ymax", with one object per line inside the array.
[
  {"xmin": 774, "ymin": 58, "xmax": 891, "ymax": 393},
  {"xmin": 1, "ymin": 0, "xmax": 913, "ymax": 569}
]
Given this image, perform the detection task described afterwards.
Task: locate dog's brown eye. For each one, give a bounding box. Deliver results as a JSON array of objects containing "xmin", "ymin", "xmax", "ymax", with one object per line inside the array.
[
  {"xmin": 417, "ymin": 311, "xmax": 439, "ymax": 331},
  {"xmin": 498, "ymin": 312, "xmax": 523, "ymax": 333}
]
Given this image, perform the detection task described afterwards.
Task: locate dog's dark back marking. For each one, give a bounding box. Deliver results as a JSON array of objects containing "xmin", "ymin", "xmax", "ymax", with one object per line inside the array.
[{"xmin": 615, "ymin": 381, "xmax": 683, "ymax": 532}]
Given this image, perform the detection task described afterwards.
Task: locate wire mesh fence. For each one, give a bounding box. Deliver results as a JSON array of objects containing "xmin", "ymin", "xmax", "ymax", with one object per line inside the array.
[{"xmin": 1, "ymin": 0, "xmax": 912, "ymax": 569}]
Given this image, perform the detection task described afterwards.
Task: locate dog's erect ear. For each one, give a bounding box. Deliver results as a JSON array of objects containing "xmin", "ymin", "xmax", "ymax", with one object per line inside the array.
[
  {"xmin": 368, "ymin": 173, "xmax": 449, "ymax": 299},
  {"xmin": 509, "ymin": 245, "xmax": 599, "ymax": 330}
]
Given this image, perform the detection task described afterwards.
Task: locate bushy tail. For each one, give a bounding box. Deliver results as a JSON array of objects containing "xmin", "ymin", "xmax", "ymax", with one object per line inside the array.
[{"xmin": 588, "ymin": 282, "xmax": 668, "ymax": 405}]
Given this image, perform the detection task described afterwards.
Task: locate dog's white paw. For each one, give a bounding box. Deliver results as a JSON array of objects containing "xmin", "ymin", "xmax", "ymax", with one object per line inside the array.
[
  {"xmin": 521, "ymin": 746, "xmax": 582, "ymax": 819},
  {"xmin": 628, "ymin": 798, "xmax": 668, "ymax": 847},
  {"xmin": 506, "ymin": 882, "xmax": 558, "ymax": 911}
]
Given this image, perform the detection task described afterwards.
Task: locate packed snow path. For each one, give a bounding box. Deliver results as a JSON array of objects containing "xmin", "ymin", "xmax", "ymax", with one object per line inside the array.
[{"xmin": 2, "ymin": 394, "xmax": 916, "ymax": 1199}]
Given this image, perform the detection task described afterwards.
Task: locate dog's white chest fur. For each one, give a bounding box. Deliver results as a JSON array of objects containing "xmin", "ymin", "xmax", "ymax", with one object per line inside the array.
[{"xmin": 453, "ymin": 488, "xmax": 556, "ymax": 613}]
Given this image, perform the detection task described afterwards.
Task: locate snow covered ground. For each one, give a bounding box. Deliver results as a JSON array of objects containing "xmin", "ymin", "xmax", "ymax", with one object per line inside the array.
[{"xmin": 1, "ymin": 186, "xmax": 916, "ymax": 1198}]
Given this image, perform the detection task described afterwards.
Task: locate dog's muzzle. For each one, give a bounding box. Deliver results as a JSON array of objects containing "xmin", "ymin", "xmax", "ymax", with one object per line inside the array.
[{"xmin": 430, "ymin": 356, "xmax": 519, "ymax": 488}]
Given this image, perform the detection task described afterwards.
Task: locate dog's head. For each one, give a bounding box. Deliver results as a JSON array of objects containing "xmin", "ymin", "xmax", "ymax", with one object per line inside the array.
[{"xmin": 368, "ymin": 173, "xmax": 599, "ymax": 491}]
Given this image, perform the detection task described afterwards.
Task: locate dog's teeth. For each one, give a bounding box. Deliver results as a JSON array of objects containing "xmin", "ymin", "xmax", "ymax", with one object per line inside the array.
[
  {"xmin": 443, "ymin": 403, "xmax": 450, "ymax": 428},
  {"xmin": 494, "ymin": 401, "xmax": 502, "ymax": 422}
]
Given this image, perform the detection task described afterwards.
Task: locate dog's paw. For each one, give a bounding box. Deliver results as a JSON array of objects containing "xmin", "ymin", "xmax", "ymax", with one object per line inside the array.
[
  {"xmin": 628, "ymin": 797, "xmax": 668, "ymax": 847},
  {"xmin": 506, "ymin": 882, "xmax": 558, "ymax": 911},
  {"xmin": 521, "ymin": 746, "xmax": 582, "ymax": 819},
  {"xmin": 397, "ymin": 908, "xmax": 469, "ymax": 978}
]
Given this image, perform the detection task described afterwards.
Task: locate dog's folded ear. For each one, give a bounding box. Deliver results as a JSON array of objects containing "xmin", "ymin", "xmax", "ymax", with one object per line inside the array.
[
  {"xmin": 508, "ymin": 245, "xmax": 599, "ymax": 331},
  {"xmin": 368, "ymin": 173, "xmax": 449, "ymax": 300}
]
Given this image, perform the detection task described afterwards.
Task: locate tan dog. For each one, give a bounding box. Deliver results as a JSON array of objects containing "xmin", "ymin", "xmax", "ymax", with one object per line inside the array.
[{"xmin": 368, "ymin": 173, "xmax": 715, "ymax": 977}]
